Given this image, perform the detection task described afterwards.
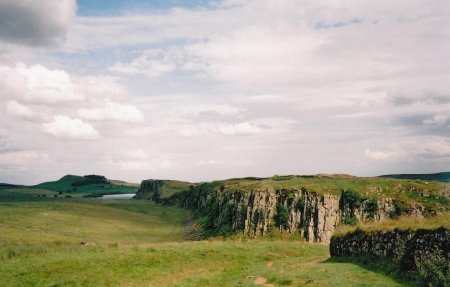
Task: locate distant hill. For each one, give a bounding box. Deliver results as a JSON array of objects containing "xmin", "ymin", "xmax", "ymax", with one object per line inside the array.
[
  {"xmin": 28, "ymin": 174, "xmax": 139, "ymax": 198},
  {"xmin": 0, "ymin": 183, "xmax": 24, "ymax": 189},
  {"xmin": 380, "ymin": 172, "xmax": 450, "ymax": 182}
]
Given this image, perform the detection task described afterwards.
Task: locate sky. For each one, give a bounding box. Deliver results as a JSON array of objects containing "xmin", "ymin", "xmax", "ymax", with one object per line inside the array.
[{"xmin": 0, "ymin": 0, "xmax": 449, "ymax": 184}]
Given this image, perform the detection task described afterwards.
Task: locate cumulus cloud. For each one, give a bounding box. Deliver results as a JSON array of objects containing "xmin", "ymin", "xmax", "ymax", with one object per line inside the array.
[
  {"xmin": 178, "ymin": 121, "xmax": 265, "ymax": 137},
  {"xmin": 0, "ymin": 0, "xmax": 76, "ymax": 46},
  {"xmin": 42, "ymin": 115, "xmax": 99, "ymax": 140},
  {"xmin": 0, "ymin": 63, "xmax": 83, "ymax": 104},
  {"xmin": 78, "ymin": 102, "xmax": 144, "ymax": 123}
]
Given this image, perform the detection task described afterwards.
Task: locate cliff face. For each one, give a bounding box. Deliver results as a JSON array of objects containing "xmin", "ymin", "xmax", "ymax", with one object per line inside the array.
[
  {"xmin": 136, "ymin": 174, "xmax": 450, "ymax": 243},
  {"xmin": 135, "ymin": 180, "xmax": 426, "ymax": 243}
]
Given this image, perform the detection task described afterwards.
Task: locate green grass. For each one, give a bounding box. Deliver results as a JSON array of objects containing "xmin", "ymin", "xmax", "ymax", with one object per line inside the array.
[
  {"xmin": 0, "ymin": 198, "xmax": 412, "ymax": 286},
  {"xmin": 0, "ymin": 200, "xmax": 186, "ymax": 245},
  {"xmin": 220, "ymin": 174, "xmax": 444, "ymax": 197},
  {"xmin": 156, "ymin": 180, "xmax": 193, "ymax": 199},
  {"xmin": 333, "ymin": 212, "xmax": 450, "ymax": 237}
]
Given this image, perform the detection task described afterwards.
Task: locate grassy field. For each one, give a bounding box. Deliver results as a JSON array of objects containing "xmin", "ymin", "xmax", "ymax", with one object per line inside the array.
[{"xmin": 0, "ymin": 198, "xmax": 412, "ymax": 287}]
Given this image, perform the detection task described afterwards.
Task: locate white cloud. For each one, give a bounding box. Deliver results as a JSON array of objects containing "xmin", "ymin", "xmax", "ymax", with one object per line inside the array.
[
  {"xmin": 173, "ymin": 103, "xmax": 242, "ymax": 118},
  {"xmin": 218, "ymin": 122, "xmax": 262, "ymax": 136},
  {"xmin": 78, "ymin": 102, "xmax": 144, "ymax": 123},
  {"xmin": 42, "ymin": 115, "xmax": 99, "ymax": 140},
  {"xmin": 0, "ymin": 63, "xmax": 83, "ymax": 104},
  {"xmin": 0, "ymin": 0, "xmax": 76, "ymax": 46},
  {"xmin": 364, "ymin": 149, "xmax": 396, "ymax": 160},
  {"xmin": 6, "ymin": 100, "xmax": 39, "ymax": 120}
]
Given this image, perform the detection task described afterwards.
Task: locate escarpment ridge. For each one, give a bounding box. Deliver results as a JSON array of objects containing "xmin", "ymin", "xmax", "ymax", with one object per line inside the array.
[{"xmin": 134, "ymin": 174, "xmax": 449, "ymax": 243}]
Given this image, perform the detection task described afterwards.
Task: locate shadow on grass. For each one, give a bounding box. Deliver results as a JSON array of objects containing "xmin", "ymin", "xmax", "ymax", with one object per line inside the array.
[{"xmin": 324, "ymin": 256, "xmax": 414, "ymax": 287}]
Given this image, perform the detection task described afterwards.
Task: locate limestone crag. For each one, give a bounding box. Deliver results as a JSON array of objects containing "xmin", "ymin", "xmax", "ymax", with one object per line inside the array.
[{"xmin": 134, "ymin": 180, "xmax": 421, "ymax": 243}]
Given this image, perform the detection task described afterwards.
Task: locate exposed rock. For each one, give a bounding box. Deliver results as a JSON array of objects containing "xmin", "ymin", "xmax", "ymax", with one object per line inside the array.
[
  {"xmin": 134, "ymin": 179, "xmax": 436, "ymax": 243},
  {"xmin": 133, "ymin": 179, "xmax": 164, "ymax": 200}
]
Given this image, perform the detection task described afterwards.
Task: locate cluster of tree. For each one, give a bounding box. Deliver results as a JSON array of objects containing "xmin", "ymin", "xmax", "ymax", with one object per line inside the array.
[{"xmin": 71, "ymin": 175, "xmax": 109, "ymax": 187}]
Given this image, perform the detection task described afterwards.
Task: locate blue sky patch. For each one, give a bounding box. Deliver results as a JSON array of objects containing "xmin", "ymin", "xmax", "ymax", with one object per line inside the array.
[{"xmin": 76, "ymin": 0, "xmax": 218, "ymax": 15}]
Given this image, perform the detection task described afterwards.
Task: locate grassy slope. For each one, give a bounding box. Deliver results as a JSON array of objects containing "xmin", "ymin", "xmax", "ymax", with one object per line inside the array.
[
  {"xmin": 220, "ymin": 175, "xmax": 444, "ymax": 196},
  {"xmin": 158, "ymin": 180, "xmax": 193, "ymax": 199},
  {"xmin": 0, "ymin": 198, "xmax": 408, "ymax": 287}
]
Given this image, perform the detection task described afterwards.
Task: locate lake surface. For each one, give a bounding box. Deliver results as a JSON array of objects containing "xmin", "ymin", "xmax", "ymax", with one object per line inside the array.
[{"xmin": 100, "ymin": 193, "xmax": 136, "ymax": 200}]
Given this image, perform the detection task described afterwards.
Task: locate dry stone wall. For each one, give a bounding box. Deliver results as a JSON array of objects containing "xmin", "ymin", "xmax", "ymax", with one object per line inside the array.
[{"xmin": 330, "ymin": 228, "xmax": 449, "ymax": 272}]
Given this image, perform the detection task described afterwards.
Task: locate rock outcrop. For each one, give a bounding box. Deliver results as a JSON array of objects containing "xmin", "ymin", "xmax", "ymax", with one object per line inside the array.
[
  {"xmin": 133, "ymin": 175, "xmax": 450, "ymax": 243},
  {"xmin": 135, "ymin": 179, "xmax": 430, "ymax": 243},
  {"xmin": 133, "ymin": 180, "xmax": 164, "ymax": 200}
]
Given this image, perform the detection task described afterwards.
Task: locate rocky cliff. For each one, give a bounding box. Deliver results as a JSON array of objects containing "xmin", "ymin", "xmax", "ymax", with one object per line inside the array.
[{"xmin": 135, "ymin": 176, "xmax": 448, "ymax": 243}]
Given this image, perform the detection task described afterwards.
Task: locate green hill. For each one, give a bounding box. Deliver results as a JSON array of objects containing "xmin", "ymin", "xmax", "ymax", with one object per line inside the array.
[
  {"xmin": 0, "ymin": 183, "xmax": 23, "ymax": 189},
  {"xmin": 0, "ymin": 175, "xmax": 139, "ymax": 200},
  {"xmin": 380, "ymin": 171, "xmax": 450, "ymax": 182}
]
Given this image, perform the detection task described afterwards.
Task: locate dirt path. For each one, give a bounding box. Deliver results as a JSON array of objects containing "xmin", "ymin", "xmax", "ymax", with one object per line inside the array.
[
  {"xmin": 252, "ymin": 257, "xmax": 328, "ymax": 287},
  {"xmin": 254, "ymin": 276, "xmax": 275, "ymax": 287}
]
